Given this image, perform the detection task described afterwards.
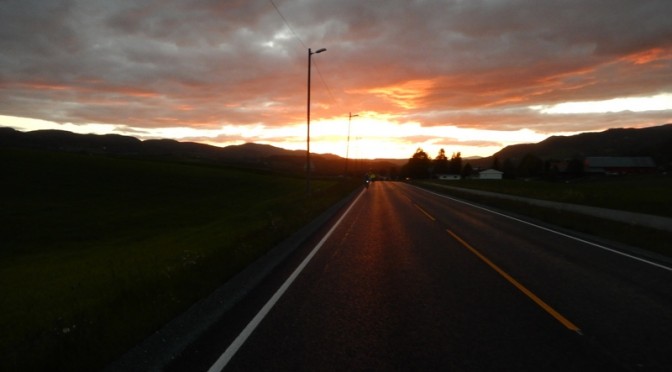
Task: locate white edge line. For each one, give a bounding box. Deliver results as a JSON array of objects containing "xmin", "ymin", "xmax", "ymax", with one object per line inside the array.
[
  {"xmin": 207, "ymin": 189, "xmax": 366, "ymax": 372},
  {"xmin": 416, "ymin": 186, "xmax": 672, "ymax": 273}
]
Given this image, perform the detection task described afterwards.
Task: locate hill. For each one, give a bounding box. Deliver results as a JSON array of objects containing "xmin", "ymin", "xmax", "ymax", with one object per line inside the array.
[
  {"xmin": 468, "ymin": 124, "xmax": 672, "ymax": 171},
  {"xmin": 6, "ymin": 124, "xmax": 669, "ymax": 176},
  {"xmin": 0, "ymin": 127, "xmax": 401, "ymax": 177}
]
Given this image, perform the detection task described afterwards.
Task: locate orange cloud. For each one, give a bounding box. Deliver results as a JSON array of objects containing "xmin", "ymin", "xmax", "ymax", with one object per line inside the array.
[
  {"xmin": 365, "ymin": 79, "xmax": 435, "ymax": 109},
  {"xmin": 620, "ymin": 48, "xmax": 672, "ymax": 65},
  {"xmin": 7, "ymin": 80, "xmax": 159, "ymax": 99},
  {"xmin": 3, "ymin": 82, "xmax": 70, "ymax": 91}
]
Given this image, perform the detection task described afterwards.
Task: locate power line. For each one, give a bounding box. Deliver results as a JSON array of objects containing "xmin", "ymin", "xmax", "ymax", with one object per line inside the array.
[
  {"xmin": 312, "ymin": 59, "xmax": 337, "ymax": 103},
  {"xmin": 268, "ymin": 0, "xmax": 337, "ymax": 105},
  {"xmin": 269, "ymin": 0, "xmax": 306, "ymax": 49}
]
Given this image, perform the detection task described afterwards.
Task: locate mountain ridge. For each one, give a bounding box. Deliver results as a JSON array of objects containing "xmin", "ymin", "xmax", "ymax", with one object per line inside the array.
[
  {"xmin": 0, "ymin": 127, "xmax": 400, "ymax": 176},
  {"xmin": 2, "ymin": 123, "xmax": 671, "ymax": 172},
  {"xmin": 467, "ymin": 124, "xmax": 672, "ymax": 170}
]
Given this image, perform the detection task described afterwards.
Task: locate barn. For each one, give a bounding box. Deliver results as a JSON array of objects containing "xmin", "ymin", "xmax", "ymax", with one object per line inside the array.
[
  {"xmin": 584, "ymin": 157, "xmax": 656, "ymax": 175},
  {"xmin": 479, "ymin": 169, "xmax": 503, "ymax": 180}
]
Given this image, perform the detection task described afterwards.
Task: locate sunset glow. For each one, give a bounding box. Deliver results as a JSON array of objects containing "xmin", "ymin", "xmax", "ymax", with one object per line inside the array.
[
  {"xmin": 1, "ymin": 1, "xmax": 671, "ymax": 159},
  {"xmin": 531, "ymin": 94, "xmax": 672, "ymax": 115}
]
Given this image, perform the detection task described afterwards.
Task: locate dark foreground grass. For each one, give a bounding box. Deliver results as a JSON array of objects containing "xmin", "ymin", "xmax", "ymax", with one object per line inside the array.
[
  {"xmin": 417, "ymin": 179, "xmax": 672, "ymax": 258},
  {"xmin": 0, "ymin": 148, "xmax": 359, "ymax": 371}
]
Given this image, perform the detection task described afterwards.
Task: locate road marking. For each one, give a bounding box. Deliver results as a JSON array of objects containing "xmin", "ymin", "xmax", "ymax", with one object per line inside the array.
[
  {"xmin": 414, "ymin": 203, "xmax": 436, "ymax": 221},
  {"xmin": 417, "ymin": 186, "xmax": 672, "ymax": 273},
  {"xmin": 207, "ymin": 189, "xmax": 366, "ymax": 372},
  {"xmin": 446, "ymin": 229, "xmax": 583, "ymax": 334}
]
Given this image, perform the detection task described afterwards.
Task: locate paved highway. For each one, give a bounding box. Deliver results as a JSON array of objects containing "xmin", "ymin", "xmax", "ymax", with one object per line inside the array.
[{"xmin": 170, "ymin": 181, "xmax": 672, "ymax": 371}]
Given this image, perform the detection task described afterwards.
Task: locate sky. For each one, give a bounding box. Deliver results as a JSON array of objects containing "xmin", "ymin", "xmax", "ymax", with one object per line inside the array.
[{"xmin": 1, "ymin": 0, "xmax": 671, "ymax": 159}]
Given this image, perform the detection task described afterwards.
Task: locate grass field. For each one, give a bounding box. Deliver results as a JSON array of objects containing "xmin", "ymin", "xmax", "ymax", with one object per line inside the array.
[
  {"xmin": 417, "ymin": 176, "xmax": 672, "ymax": 258},
  {"xmin": 0, "ymin": 147, "xmax": 358, "ymax": 371},
  {"xmin": 428, "ymin": 176, "xmax": 672, "ymax": 218}
]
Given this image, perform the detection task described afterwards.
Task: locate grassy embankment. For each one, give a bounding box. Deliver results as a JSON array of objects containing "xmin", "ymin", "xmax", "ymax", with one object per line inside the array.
[
  {"xmin": 0, "ymin": 147, "xmax": 359, "ymax": 371},
  {"xmin": 416, "ymin": 176, "xmax": 672, "ymax": 258}
]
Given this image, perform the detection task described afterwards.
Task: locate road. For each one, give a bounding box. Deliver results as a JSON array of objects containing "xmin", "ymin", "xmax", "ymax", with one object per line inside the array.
[{"xmin": 169, "ymin": 181, "xmax": 672, "ymax": 371}]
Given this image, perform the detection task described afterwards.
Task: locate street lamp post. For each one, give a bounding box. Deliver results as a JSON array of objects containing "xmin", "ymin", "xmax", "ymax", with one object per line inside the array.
[
  {"xmin": 306, "ymin": 47, "xmax": 326, "ymax": 195},
  {"xmin": 345, "ymin": 112, "xmax": 358, "ymax": 176}
]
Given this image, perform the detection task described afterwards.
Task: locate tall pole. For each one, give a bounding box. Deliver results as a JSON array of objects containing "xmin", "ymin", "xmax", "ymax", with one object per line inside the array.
[
  {"xmin": 345, "ymin": 112, "xmax": 358, "ymax": 176},
  {"xmin": 306, "ymin": 49, "xmax": 312, "ymax": 195},
  {"xmin": 306, "ymin": 47, "xmax": 326, "ymax": 195}
]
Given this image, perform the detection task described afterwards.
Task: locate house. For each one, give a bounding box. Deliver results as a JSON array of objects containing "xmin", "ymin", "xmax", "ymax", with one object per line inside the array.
[
  {"xmin": 584, "ymin": 157, "xmax": 656, "ymax": 175},
  {"xmin": 479, "ymin": 168, "xmax": 503, "ymax": 180}
]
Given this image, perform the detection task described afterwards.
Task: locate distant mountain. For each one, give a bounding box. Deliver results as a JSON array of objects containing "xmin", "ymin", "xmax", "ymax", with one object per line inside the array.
[
  {"xmin": 7, "ymin": 124, "xmax": 668, "ymax": 175},
  {"xmin": 0, "ymin": 127, "xmax": 402, "ymax": 176},
  {"xmin": 219, "ymin": 142, "xmax": 305, "ymax": 159},
  {"xmin": 0, "ymin": 127, "xmax": 301, "ymax": 162},
  {"xmin": 0, "ymin": 128, "xmax": 143, "ymax": 152},
  {"xmin": 468, "ymin": 124, "xmax": 672, "ymax": 170}
]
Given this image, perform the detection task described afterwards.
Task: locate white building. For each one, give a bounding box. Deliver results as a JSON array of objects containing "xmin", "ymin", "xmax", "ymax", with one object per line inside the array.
[{"xmin": 479, "ymin": 169, "xmax": 503, "ymax": 180}]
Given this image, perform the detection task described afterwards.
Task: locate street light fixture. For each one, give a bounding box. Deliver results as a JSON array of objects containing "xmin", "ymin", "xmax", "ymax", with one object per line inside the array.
[
  {"xmin": 345, "ymin": 112, "xmax": 358, "ymax": 176},
  {"xmin": 306, "ymin": 47, "xmax": 326, "ymax": 195}
]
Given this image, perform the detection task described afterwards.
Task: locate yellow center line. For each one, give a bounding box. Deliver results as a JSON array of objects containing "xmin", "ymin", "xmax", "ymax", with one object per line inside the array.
[
  {"xmin": 446, "ymin": 229, "xmax": 582, "ymax": 334},
  {"xmin": 414, "ymin": 203, "xmax": 436, "ymax": 221}
]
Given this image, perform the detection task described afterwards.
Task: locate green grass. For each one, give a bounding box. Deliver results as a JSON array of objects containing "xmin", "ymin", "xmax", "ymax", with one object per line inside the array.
[
  {"xmin": 0, "ymin": 148, "xmax": 358, "ymax": 371},
  {"xmin": 416, "ymin": 177, "xmax": 672, "ymax": 258},
  {"xmin": 425, "ymin": 176, "xmax": 672, "ymax": 218}
]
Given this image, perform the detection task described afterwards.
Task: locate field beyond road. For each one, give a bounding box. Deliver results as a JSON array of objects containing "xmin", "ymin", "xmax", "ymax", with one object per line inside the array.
[
  {"xmin": 424, "ymin": 176, "xmax": 672, "ymax": 218},
  {"xmin": 0, "ymin": 147, "xmax": 358, "ymax": 371},
  {"xmin": 417, "ymin": 176, "xmax": 672, "ymax": 258}
]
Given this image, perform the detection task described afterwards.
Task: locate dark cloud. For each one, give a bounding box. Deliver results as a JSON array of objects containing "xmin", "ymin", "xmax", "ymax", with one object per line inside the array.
[{"xmin": 1, "ymin": 0, "xmax": 671, "ymax": 153}]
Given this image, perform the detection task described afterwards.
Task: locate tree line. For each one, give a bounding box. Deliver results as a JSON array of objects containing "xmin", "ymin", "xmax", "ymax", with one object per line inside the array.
[
  {"xmin": 401, "ymin": 148, "xmax": 472, "ymax": 179},
  {"xmin": 400, "ymin": 148, "xmax": 586, "ymax": 180}
]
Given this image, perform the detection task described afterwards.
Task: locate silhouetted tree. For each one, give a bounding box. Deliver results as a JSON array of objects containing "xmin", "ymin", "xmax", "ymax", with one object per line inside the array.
[
  {"xmin": 545, "ymin": 159, "xmax": 560, "ymax": 179},
  {"xmin": 566, "ymin": 157, "xmax": 584, "ymax": 175},
  {"xmin": 449, "ymin": 152, "xmax": 462, "ymax": 175},
  {"xmin": 462, "ymin": 162, "xmax": 473, "ymax": 178},
  {"xmin": 403, "ymin": 148, "xmax": 431, "ymax": 179},
  {"xmin": 433, "ymin": 148, "xmax": 450, "ymax": 174},
  {"xmin": 517, "ymin": 153, "xmax": 544, "ymax": 178}
]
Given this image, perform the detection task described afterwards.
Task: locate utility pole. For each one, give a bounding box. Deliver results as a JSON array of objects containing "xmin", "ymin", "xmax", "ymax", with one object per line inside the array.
[
  {"xmin": 345, "ymin": 112, "xmax": 358, "ymax": 176},
  {"xmin": 306, "ymin": 47, "xmax": 326, "ymax": 195}
]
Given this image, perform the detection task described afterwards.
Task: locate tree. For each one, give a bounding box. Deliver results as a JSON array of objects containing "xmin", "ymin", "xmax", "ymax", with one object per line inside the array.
[
  {"xmin": 517, "ymin": 153, "xmax": 544, "ymax": 178},
  {"xmin": 462, "ymin": 162, "xmax": 473, "ymax": 178},
  {"xmin": 566, "ymin": 157, "xmax": 584, "ymax": 175},
  {"xmin": 433, "ymin": 148, "xmax": 450, "ymax": 174},
  {"xmin": 402, "ymin": 148, "xmax": 431, "ymax": 179},
  {"xmin": 449, "ymin": 152, "xmax": 462, "ymax": 175}
]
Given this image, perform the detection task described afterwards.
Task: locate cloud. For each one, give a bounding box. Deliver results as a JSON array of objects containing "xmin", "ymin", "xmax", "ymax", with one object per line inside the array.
[
  {"xmin": 1, "ymin": 0, "xmax": 671, "ymax": 158},
  {"xmin": 532, "ymin": 94, "xmax": 672, "ymax": 114}
]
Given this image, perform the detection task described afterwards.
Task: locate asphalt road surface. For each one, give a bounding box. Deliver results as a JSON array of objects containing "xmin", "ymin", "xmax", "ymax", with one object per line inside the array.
[{"xmin": 169, "ymin": 181, "xmax": 672, "ymax": 371}]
